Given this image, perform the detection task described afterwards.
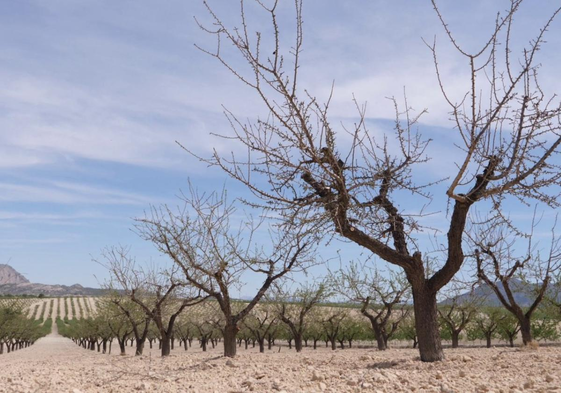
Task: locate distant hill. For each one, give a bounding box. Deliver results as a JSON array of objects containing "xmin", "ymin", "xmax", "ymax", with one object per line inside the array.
[
  {"xmin": 0, "ymin": 265, "xmax": 104, "ymax": 296},
  {"xmin": 0, "ymin": 264, "xmax": 30, "ymax": 285},
  {"xmin": 441, "ymin": 278, "xmax": 555, "ymax": 307}
]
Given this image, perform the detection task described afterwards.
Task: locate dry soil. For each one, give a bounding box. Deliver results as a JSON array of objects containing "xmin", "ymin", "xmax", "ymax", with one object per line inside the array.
[{"xmin": 0, "ymin": 322, "xmax": 559, "ymax": 393}]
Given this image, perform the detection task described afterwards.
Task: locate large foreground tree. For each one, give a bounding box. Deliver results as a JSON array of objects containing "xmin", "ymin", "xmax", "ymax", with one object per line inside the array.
[{"xmin": 194, "ymin": 0, "xmax": 561, "ymax": 361}]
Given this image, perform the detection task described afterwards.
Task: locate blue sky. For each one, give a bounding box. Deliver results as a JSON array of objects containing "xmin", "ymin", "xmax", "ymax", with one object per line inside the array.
[{"xmin": 2, "ymin": 1, "xmax": 561, "ymax": 294}]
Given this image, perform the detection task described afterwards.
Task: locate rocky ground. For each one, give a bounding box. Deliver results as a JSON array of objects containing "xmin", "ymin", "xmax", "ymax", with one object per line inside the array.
[{"xmin": 0, "ymin": 324, "xmax": 559, "ymax": 393}]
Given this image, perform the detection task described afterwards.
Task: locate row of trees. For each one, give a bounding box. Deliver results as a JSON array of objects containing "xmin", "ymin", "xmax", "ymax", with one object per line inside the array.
[
  {"xmin": 0, "ymin": 304, "xmax": 51, "ymax": 355},
  {"xmin": 58, "ymin": 293, "xmax": 560, "ymax": 357},
  {"xmin": 88, "ymin": 179, "xmax": 561, "ymax": 359}
]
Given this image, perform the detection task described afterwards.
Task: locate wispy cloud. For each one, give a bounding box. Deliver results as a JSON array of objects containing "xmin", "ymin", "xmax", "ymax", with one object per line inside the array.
[
  {"xmin": 0, "ymin": 180, "xmax": 155, "ymax": 205},
  {"xmin": 0, "ymin": 210, "xmax": 115, "ymax": 222}
]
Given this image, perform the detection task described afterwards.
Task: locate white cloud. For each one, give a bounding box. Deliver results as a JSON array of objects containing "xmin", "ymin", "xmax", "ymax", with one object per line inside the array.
[{"xmin": 0, "ymin": 180, "xmax": 155, "ymax": 205}]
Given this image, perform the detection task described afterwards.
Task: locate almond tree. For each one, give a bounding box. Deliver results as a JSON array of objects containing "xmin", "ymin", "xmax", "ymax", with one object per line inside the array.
[
  {"xmin": 530, "ymin": 306, "xmax": 560, "ymax": 342},
  {"xmin": 473, "ymin": 220, "xmax": 561, "ymax": 345},
  {"xmin": 329, "ymin": 261, "xmax": 410, "ymax": 350},
  {"xmin": 394, "ymin": 315, "xmax": 418, "ymax": 349},
  {"xmin": 467, "ymin": 307, "xmax": 507, "ymax": 348},
  {"xmin": 137, "ymin": 190, "xmax": 313, "ymax": 357},
  {"xmin": 243, "ymin": 306, "xmax": 277, "ymax": 353},
  {"xmin": 322, "ymin": 309, "xmax": 347, "ymax": 351},
  {"xmin": 103, "ymin": 302, "xmax": 133, "ymax": 355},
  {"xmin": 438, "ymin": 301, "xmax": 478, "ymax": 349},
  {"xmin": 497, "ymin": 312, "xmax": 521, "ymax": 347},
  {"xmin": 100, "ymin": 246, "xmax": 206, "ymax": 356},
  {"xmin": 103, "ymin": 290, "xmax": 152, "ymax": 356},
  {"xmin": 270, "ymin": 281, "xmax": 329, "ymax": 353},
  {"xmin": 195, "ymin": 0, "xmax": 561, "ymax": 361}
]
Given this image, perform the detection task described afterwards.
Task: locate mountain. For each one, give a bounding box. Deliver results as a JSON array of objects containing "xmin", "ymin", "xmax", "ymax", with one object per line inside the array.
[
  {"xmin": 0, "ymin": 264, "xmax": 30, "ymax": 285},
  {"xmin": 0, "ymin": 265, "xmax": 104, "ymax": 296},
  {"xmin": 441, "ymin": 278, "xmax": 553, "ymax": 307}
]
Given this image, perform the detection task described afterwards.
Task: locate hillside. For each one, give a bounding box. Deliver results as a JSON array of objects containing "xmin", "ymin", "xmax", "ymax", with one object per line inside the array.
[
  {"xmin": 441, "ymin": 278, "xmax": 557, "ymax": 307},
  {"xmin": 0, "ymin": 264, "xmax": 30, "ymax": 285},
  {"xmin": 0, "ymin": 265, "xmax": 104, "ymax": 296}
]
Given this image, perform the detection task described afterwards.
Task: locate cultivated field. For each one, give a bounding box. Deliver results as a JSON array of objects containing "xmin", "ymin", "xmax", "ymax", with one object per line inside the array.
[
  {"xmin": 0, "ymin": 325, "xmax": 559, "ymax": 393},
  {"xmin": 1, "ymin": 296, "xmax": 560, "ymax": 392},
  {"xmin": 18, "ymin": 297, "xmax": 98, "ymax": 321}
]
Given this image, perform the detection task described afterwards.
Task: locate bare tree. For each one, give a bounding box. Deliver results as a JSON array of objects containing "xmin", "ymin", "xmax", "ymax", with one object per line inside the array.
[
  {"xmin": 473, "ymin": 219, "xmax": 561, "ymax": 345},
  {"xmin": 322, "ymin": 309, "xmax": 348, "ymax": 351},
  {"xmin": 101, "ymin": 301, "xmax": 133, "ymax": 356},
  {"xmin": 193, "ymin": 0, "xmax": 561, "ymax": 361},
  {"xmin": 242, "ymin": 306, "xmax": 277, "ymax": 353},
  {"xmin": 497, "ymin": 312, "xmax": 521, "ymax": 347},
  {"xmin": 467, "ymin": 307, "xmax": 507, "ymax": 348},
  {"xmin": 100, "ymin": 246, "xmax": 206, "ymax": 356},
  {"xmin": 329, "ymin": 261, "xmax": 410, "ymax": 350},
  {"xmin": 136, "ymin": 189, "xmax": 312, "ymax": 357},
  {"xmin": 106, "ymin": 292, "xmax": 151, "ymax": 356},
  {"xmin": 437, "ymin": 287, "xmax": 481, "ymax": 348},
  {"xmin": 270, "ymin": 281, "xmax": 328, "ymax": 353}
]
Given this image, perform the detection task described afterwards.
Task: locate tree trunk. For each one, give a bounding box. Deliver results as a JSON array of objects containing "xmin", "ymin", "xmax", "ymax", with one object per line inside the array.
[
  {"xmin": 330, "ymin": 337, "xmax": 336, "ymax": 351},
  {"xmin": 413, "ymin": 286, "xmax": 443, "ymax": 362},
  {"xmin": 258, "ymin": 338, "xmax": 265, "ymax": 353},
  {"xmin": 161, "ymin": 335, "xmax": 171, "ymax": 357},
  {"xmin": 135, "ymin": 338, "xmax": 145, "ymax": 356},
  {"xmin": 183, "ymin": 340, "xmax": 188, "ymax": 351},
  {"xmin": 118, "ymin": 339, "xmax": 126, "ymax": 355},
  {"xmin": 294, "ymin": 334, "xmax": 303, "ymax": 353},
  {"xmin": 375, "ymin": 330, "xmax": 387, "ymax": 351},
  {"xmin": 519, "ymin": 318, "xmax": 533, "ymax": 346},
  {"xmin": 223, "ymin": 323, "xmax": 239, "ymax": 358},
  {"xmin": 451, "ymin": 331, "xmax": 460, "ymax": 349},
  {"xmin": 485, "ymin": 334, "xmax": 492, "ymax": 348}
]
